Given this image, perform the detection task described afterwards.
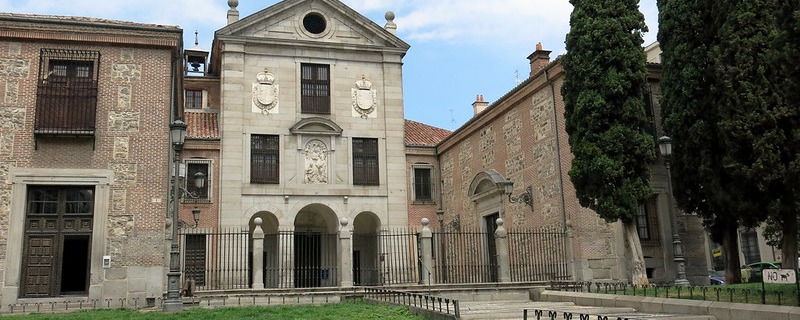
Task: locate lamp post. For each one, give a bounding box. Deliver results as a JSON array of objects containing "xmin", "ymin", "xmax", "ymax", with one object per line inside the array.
[
  {"xmin": 164, "ymin": 119, "xmax": 187, "ymax": 312},
  {"xmin": 658, "ymin": 136, "xmax": 690, "ymax": 286}
]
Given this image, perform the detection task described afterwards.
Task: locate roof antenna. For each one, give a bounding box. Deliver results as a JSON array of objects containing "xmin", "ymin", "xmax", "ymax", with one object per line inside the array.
[
  {"xmin": 450, "ymin": 108, "xmax": 456, "ymax": 124},
  {"xmin": 514, "ymin": 69, "xmax": 521, "ymax": 85}
]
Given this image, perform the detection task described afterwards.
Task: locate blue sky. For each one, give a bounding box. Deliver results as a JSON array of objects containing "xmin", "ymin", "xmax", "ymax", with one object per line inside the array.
[{"xmin": 0, "ymin": 0, "xmax": 658, "ymax": 131}]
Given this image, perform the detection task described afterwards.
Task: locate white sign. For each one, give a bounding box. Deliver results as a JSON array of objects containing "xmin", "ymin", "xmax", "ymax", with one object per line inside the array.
[{"xmin": 763, "ymin": 269, "xmax": 796, "ymax": 284}]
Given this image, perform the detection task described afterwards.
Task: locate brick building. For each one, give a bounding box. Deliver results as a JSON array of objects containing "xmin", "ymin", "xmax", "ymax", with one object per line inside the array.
[
  {"xmin": 0, "ymin": 13, "xmax": 182, "ymax": 308},
  {"xmin": 430, "ymin": 44, "xmax": 708, "ymax": 284}
]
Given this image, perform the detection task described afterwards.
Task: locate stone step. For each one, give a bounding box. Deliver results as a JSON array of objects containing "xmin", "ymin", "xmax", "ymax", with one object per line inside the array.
[{"xmin": 457, "ymin": 300, "xmax": 716, "ymax": 320}]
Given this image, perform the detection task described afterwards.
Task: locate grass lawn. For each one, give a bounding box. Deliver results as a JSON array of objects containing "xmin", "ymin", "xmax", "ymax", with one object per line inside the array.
[
  {"xmin": 593, "ymin": 283, "xmax": 799, "ymax": 306},
  {"xmin": 0, "ymin": 301, "xmax": 426, "ymax": 320}
]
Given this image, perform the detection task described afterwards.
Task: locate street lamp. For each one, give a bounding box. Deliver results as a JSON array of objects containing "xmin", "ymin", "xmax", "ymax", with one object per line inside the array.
[
  {"xmin": 164, "ymin": 119, "xmax": 187, "ymax": 312},
  {"xmin": 500, "ymin": 179, "xmax": 533, "ymax": 210},
  {"xmin": 658, "ymin": 136, "xmax": 690, "ymax": 286}
]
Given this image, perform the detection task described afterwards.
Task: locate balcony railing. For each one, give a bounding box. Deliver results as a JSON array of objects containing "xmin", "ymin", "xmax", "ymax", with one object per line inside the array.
[{"xmin": 35, "ymin": 78, "xmax": 98, "ymax": 135}]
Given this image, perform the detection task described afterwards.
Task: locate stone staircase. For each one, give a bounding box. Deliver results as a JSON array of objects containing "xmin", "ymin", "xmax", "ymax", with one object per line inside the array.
[{"xmin": 458, "ymin": 300, "xmax": 717, "ymax": 320}]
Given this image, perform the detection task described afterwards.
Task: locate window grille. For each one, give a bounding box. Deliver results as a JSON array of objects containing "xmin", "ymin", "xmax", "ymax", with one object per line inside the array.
[
  {"xmin": 301, "ymin": 63, "xmax": 330, "ymax": 114},
  {"xmin": 413, "ymin": 166, "xmax": 433, "ymax": 201},
  {"xmin": 251, "ymin": 135, "xmax": 279, "ymax": 184},
  {"xmin": 35, "ymin": 49, "xmax": 100, "ymax": 135},
  {"xmin": 185, "ymin": 90, "xmax": 203, "ymax": 109},
  {"xmin": 353, "ymin": 138, "xmax": 379, "ymax": 185}
]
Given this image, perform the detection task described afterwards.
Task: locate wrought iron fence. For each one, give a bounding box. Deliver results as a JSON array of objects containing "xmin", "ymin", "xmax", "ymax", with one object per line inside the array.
[
  {"xmin": 523, "ymin": 308, "xmax": 631, "ymax": 320},
  {"xmin": 549, "ymin": 281, "xmax": 800, "ymax": 306},
  {"xmin": 363, "ymin": 287, "xmax": 460, "ymax": 318},
  {"xmin": 508, "ymin": 230, "xmax": 569, "ymax": 282},
  {"xmin": 434, "ymin": 228, "xmax": 570, "ymax": 284},
  {"xmin": 181, "ymin": 228, "xmax": 419, "ymax": 290}
]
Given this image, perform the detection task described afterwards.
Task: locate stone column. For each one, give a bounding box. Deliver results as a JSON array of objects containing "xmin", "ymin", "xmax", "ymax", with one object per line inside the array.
[
  {"xmin": 251, "ymin": 218, "xmax": 265, "ymax": 289},
  {"xmin": 495, "ymin": 218, "xmax": 511, "ymax": 282},
  {"xmin": 338, "ymin": 218, "xmax": 353, "ymax": 287},
  {"xmin": 420, "ymin": 218, "xmax": 434, "ymax": 285}
]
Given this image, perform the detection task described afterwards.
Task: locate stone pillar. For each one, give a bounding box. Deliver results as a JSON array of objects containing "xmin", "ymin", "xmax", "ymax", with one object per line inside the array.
[
  {"xmin": 251, "ymin": 218, "xmax": 265, "ymax": 289},
  {"xmin": 338, "ymin": 218, "xmax": 353, "ymax": 287},
  {"xmin": 495, "ymin": 218, "xmax": 511, "ymax": 282},
  {"xmin": 420, "ymin": 218, "xmax": 434, "ymax": 285}
]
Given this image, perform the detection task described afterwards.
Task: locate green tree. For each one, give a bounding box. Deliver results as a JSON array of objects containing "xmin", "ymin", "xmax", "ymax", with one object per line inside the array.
[
  {"xmin": 563, "ymin": 0, "xmax": 654, "ymax": 285},
  {"xmin": 657, "ymin": 0, "xmax": 745, "ymax": 283},
  {"xmin": 713, "ymin": 0, "xmax": 799, "ymax": 270}
]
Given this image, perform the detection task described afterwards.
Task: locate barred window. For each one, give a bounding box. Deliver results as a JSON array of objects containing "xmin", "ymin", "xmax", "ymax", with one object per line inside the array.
[
  {"xmin": 301, "ymin": 63, "xmax": 330, "ymax": 114},
  {"xmin": 251, "ymin": 135, "xmax": 279, "ymax": 184},
  {"xmin": 353, "ymin": 138, "xmax": 378, "ymax": 185},
  {"xmin": 635, "ymin": 196, "xmax": 659, "ymax": 241},
  {"xmin": 185, "ymin": 90, "xmax": 203, "ymax": 109},
  {"xmin": 413, "ymin": 166, "xmax": 433, "ymax": 202},
  {"xmin": 35, "ymin": 49, "xmax": 100, "ymax": 135},
  {"xmin": 184, "ymin": 160, "xmax": 211, "ymax": 202}
]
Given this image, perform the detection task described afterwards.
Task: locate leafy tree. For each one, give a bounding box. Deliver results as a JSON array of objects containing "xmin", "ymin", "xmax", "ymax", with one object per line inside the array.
[
  {"xmin": 713, "ymin": 0, "xmax": 799, "ymax": 270},
  {"xmin": 657, "ymin": 0, "xmax": 745, "ymax": 283},
  {"xmin": 563, "ymin": 0, "xmax": 654, "ymax": 285}
]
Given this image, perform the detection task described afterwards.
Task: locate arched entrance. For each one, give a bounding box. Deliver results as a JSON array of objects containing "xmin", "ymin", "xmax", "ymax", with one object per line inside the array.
[
  {"xmin": 352, "ymin": 212, "xmax": 381, "ymax": 285},
  {"xmin": 468, "ymin": 169, "xmax": 507, "ymax": 282},
  {"xmin": 293, "ymin": 204, "xmax": 338, "ymax": 288},
  {"xmin": 249, "ymin": 212, "xmax": 279, "ymax": 288}
]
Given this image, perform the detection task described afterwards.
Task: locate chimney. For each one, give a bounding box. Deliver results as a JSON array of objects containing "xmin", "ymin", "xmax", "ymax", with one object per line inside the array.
[
  {"xmin": 227, "ymin": 0, "xmax": 240, "ymax": 25},
  {"xmin": 472, "ymin": 95, "xmax": 489, "ymax": 115},
  {"xmin": 527, "ymin": 42, "xmax": 552, "ymax": 77}
]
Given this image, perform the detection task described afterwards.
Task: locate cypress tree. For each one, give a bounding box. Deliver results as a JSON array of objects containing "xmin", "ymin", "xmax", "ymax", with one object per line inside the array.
[{"xmin": 563, "ymin": 0, "xmax": 654, "ymax": 285}]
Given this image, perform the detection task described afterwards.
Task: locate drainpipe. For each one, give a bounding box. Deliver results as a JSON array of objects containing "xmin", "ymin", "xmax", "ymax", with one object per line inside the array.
[{"xmin": 545, "ymin": 67, "xmax": 576, "ymax": 280}]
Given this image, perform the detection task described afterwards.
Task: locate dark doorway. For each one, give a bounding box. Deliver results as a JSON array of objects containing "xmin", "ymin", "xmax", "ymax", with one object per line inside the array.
[
  {"xmin": 22, "ymin": 186, "xmax": 94, "ymax": 297},
  {"xmin": 484, "ymin": 213, "xmax": 499, "ymax": 282},
  {"xmin": 294, "ymin": 233, "xmax": 321, "ymax": 288},
  {"xmin": 60, "ymin": 235, "xmax": 90, "ymax": 294},
  {"xmin": 353, "ymin": 250, "xmax": 362, "ymax": 285}
]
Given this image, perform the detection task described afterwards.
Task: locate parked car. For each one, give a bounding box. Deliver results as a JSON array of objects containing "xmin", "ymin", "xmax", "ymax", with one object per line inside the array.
[
  {"xmin": 744, "ymin": 261, "xmax": 781, "ymax": 282},
  {"xmin": 708, "ymin": 269, "xmax": 725, "ymax": 285}
]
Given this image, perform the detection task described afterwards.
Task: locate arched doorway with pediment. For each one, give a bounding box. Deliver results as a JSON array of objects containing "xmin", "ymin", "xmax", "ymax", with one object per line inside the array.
[
  {"xmin": 467, "ymin": 169, "xmax": 508, "ymax": 282},
  {"xmin": 293, "ymin": 204, "xmax": 338, "ymax": 288}
]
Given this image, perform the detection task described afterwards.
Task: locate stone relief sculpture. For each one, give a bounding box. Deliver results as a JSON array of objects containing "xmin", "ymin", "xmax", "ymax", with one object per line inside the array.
[
  {"xmin": 352, "ymin": 75, "xmax": 377, "ymax": 118},
  {"xmin": 252, "ymin": 68, "xmax": 279, "ymax": 114},
  {"xmin": 304, "ymin": 140, "xmax": 328, "ymax": 184}
]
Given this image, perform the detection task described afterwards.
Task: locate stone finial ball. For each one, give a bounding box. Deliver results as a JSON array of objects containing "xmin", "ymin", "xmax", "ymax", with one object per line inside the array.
[
  {"xmin": 228, "ymin": 0, "xmax": 238, "ymax": 8},
  {"xmin": 496, "ymin": 218, "xmax": 504, "ymax": 226},
  {"xmin": 385, "ymin": 11, "xmax": 395, "ymax": 21},
  {"xmin": 254, "ymin": 217, "xmax": 263, "ymax": 225},
  {"xmin": 421, "ymin": 218, "xmax": 429, "ymax": 226},
  {"xmin": 340, "ymin": 218, "xmax": 349, "ymax": 227}
]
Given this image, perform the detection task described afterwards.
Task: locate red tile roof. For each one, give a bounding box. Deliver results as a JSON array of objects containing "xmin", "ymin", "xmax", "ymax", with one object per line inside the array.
[
  {"xmin": 185, "ymin": 112, "xmax": 219, "ymax": 139},
  {"xmin": 405, "ymin": 119, "xmax": 451, "ymax": 147}
]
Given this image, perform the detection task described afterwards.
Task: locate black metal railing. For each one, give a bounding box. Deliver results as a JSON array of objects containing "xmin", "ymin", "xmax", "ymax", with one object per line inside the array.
[
  {"xmin": 524, "ymin": 308, "xmax": 630, "ymax": 320},
  {"xmin": 363, "ymin": 287, "xmax": 460, "ymax": 318},
  {"xmin": 434, "ymin": 230, "xmax": 494, "ymax": 284},
  {"xmin": 549, "ymin": 281, "xmax": 800, "ymax": 306},
  {"xmin": 508, "ymin": 230, "xmax": 570, "ymax": 282}
]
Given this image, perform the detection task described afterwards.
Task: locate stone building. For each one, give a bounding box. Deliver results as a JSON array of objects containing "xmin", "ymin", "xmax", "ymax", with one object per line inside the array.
[
  {"xmin": 0, "ymin": 13, "xmax": 182, "ymax": 308},
  {"xmin": 432, "ymin": 43, "xmax": 708, "ymax": 284},
  {"xmin": 194, "ymin": 0, "xmax": 411, "ymax": 288}
]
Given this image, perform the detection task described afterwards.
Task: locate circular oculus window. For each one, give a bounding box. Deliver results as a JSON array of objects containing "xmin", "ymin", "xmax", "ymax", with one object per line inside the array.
[{"xmin": 303, "ymin": 12, "xmax": 327, "ymax": 35}]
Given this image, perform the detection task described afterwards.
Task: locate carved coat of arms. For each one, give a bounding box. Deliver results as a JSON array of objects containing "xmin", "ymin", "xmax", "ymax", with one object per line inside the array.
[
  {"xmin": 352, "ymin": 75, "xmax": 376, "ymax": 118},
  {"xmin": 252, "ymin": 69, "xmax": 279, "ymax": 114}
]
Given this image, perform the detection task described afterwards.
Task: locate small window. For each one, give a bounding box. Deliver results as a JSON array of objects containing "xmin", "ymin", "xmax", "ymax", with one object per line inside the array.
[
  {"xmin": 413, "ymin": 166, "xmax": 433, "ymax": 202},
  {"xmin": 184, "ymin": 160, "xmax": 211, "ymax": 202},
  {"xmin": 185, "ymin": 90, "xmax": 203, "ymax": 109},
  {"xmin": 635, "ymin": 196, "xmax": 659, "ymax": 241},
  {"xmin": 303, "ymin": 12, "xmax": 327, "ymax": 34},
  {"xmin": 251, "ymin": 135, "xmax": 280, "ymax": 184},
  {"xmin": 301, "ymin": 63, "xmax": 330, "ymax": 114},
  {"xmin": 353, "ymin": 138, "xmax": 379, "ymax": 185}
]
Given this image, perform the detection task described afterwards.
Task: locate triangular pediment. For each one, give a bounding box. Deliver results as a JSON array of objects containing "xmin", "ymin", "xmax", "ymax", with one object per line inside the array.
[{"xmin": 216, "ymin": 0, "xmax": 409, "ymax": 51}]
